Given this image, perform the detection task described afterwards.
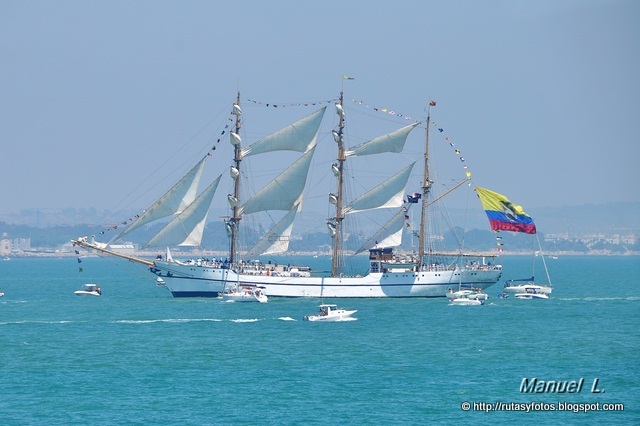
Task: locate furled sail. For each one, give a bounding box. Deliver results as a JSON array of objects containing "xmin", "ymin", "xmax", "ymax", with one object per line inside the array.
[
  {"xmin": 143, "ymin": 174, "xmax": 222, "ymax": 248},
  {"xmin": 240, "ymin": 108, "xmax": 326, "ymax": 158},
  {"xmin": 118, "ymin": 157, "xmax": 207, "ymax": 239},
  {"xmin": 345, "ymin": 123, "xmax": 419, "ymax": 157},
  {"xmin": 356, "ymin": 208, "xmax": 407, "ymax": 254},
  {"xmin": 343, "ymin": 163, "xmax": 415, "ymax": 215},
  {"xmin": 239, "ymin": 146, "xmax": 316, "ymax": 216},
  {"xmin": 245, "ymin": 204, "xmax": 300, "ymax": 256}
]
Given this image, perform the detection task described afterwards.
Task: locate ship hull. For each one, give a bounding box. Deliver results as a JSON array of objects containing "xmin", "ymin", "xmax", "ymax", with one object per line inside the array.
[{"xmin": 152, "ymin": 261, "xmax": 502, "ymax": 298}]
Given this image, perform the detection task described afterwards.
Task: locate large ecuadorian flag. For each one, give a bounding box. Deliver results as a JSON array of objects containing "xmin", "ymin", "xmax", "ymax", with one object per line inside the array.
[{"xmin": 475, "ymin": 187, "xmax": 537, "ymax": 234}]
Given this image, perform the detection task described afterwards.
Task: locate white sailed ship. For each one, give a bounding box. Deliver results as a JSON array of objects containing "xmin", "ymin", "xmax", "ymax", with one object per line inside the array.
[{"xmin": 74, "ymin": 90, "xmax": 503, "ymax": 298}]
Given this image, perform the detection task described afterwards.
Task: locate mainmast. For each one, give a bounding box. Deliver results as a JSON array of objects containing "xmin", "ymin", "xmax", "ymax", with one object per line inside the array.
[
  {"xmin": 330, "ymin": 91, "xmax": 346, "ymax": 276},
  {"xmin": 418, "ymin": 103, "xmax": 432, "ymax": 269},
  {"xmin": 230, "ymin": 92, "xmax": 242, "ymax": 264}
]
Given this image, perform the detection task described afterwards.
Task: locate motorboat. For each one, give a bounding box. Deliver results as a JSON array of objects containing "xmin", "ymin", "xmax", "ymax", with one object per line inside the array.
[
  {"xmin": 503, "ymin": 278, "xmax": 552, "ymax": 295},
  {"xmin": 504, "ymin": 283, "xmax": 552, "ymax": 295},
  {"xmin": 303, "ymin": 304, "xmax": 357, "ymax": 322},
  {"xmin": 450, "ymin": 297, "xmax": 482, "ymax": 306},
  {"xmin": 220, "ymin": 285, "xmax": 268, "ymax": 303},
  {"xmin": 74, "ymin": 284, "xmax": 102, "ymax": 296},
  {"xmin": 514, "ymin": 288, "xmax": 549, "ymax": 300},
  {"xmin": 447, "ymin": 288, "xmax": 488, "ymax": 305}
]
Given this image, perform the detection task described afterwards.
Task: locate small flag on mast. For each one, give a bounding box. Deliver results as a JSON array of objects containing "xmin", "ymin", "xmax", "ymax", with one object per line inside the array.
[
  {"xmin": 429, "ymin": 100, "xmax": 436, "ymax": 106},
  {"xmin": 343, "ymin": 76, "xmax": 355, "ymax": 80}
]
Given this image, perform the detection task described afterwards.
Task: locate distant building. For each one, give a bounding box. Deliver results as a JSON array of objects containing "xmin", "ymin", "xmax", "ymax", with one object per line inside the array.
[
  {"xmin": 0, "ymin": 233, "xmax": 10, "ymax": 256},
  {"xmin": 12, "ymin": 238, "xmax": 30, "ymax": 252}
]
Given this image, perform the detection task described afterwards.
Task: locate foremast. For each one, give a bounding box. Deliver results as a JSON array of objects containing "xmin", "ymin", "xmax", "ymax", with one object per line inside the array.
[{"xmin": 330, "ymin": 91, "xmax": 346, "ymax": 276}]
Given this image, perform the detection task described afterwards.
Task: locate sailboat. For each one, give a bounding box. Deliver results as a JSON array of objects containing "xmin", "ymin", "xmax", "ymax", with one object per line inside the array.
[
  {"xmin": 73, "ymin": 90, "xmax": 503, "ymax": 298},
  {"xmin": 475, "ymin": 187, "xmax": 553, "ymax": 299}
]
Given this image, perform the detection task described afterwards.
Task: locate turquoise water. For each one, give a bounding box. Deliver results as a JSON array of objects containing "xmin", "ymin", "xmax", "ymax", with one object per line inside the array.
[{"xmin": 1, "ymin": 256, "xmax": 639, "ymax": 425}]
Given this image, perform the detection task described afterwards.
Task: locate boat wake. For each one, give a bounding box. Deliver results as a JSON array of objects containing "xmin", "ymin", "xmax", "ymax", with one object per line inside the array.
[
  {"xmin": 114, "ymin": 318, "xmax": 224, "ymax": 324},
  {"xmin": 278, "ymin": 316, "xmax": 296, "ymax": 321},
  {"xmin": 558, "ymin": 296, "xmax": 640, "ymax": 302},
  {"xmin": 230, "ymin": 318, "xmax": 261, "ymax": 323},
  {"xmin": 0, "ymin": 320, "xmax": 75, "ymax": 325}
]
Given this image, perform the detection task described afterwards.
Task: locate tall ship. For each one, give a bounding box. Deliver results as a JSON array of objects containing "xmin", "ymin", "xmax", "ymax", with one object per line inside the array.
[{"xmin": 74, "ymin": 88, "xmax": 502, "ymax": 297}]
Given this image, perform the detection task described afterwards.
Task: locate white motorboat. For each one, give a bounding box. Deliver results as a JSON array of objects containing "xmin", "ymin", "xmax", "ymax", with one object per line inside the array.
[
  {"xmin": 220, "ymin": 285, "xmax": 268, "ymax": 303},
  {"xmin": 0, "ymin": 291, "xmax": 4, "ymax": 297},
  {"xmin": 514, "ymin": 287, "xmax": 549, "ymax": 300},
  {"xmin": 447, "ymin": 288, "xmax": 488, "ymax": 305},
  {"xmin": 450, "ymin": 297, "xmax": 482, "ymax": 306},
  {"xmin": 74, "ymin": 284, "xmax": 102, "ymax": 296},
  {"xmin": 303, "ymin": 304, "xmax": 357, "ymax": 322},
  {"xmin": 503, "ymin": 279, "xmax": 552, "ymax": 295}
]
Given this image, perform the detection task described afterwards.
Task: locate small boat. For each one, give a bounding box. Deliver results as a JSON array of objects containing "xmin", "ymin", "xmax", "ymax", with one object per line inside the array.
[
  {"xmin": 450, "ymin": 297, "xmax": 482, "ymax": 306},
  {"xmin": 221, "ymin": 284, "xmax": 268, "ymax": 303},
  {"xmin": 514, "ymin": 287, "xmax": 549, "ymax": 300},
  {"xmin": 447, "ymin": 288, "xmax": 488, "ymax": 305},
  {"xmin": 503, "ymin": 280, "xmax": 553, "ymax": 295},
  {"xmin": 74, "ymin": 284, "xmax": 102, "ymax": 296},
  {"xmin": 0, "ymin": 291, "xmax": 4, "ymax": 297},
  {"xmin": 303, "ymin": 304, "xmax": 357, "ymax": 322}
]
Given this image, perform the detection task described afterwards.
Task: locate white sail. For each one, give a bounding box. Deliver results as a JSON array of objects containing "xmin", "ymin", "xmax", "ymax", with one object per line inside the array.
[
  {"xmin": 239, "ymin": 146, "xmax": 316, "ymax": 215},
  {"xmin": 118, "ymin": 157, "xmax": 207, "ymax": 238},
  {"xmin": 343, "ymin": 163, "xmax": 415, "ymax": 215},
  {"xmin": 245, "ymin": 204, "xmax": 300, "ymax": 256},
  {"xmin": 345, "ymin": 123, "xmax": 419, "ymax": 157},
  {"xmin": 240, "ymin": 108, "xmax": 326, "ymax": 158},
  {"xmin": 143, "ymin": 174, "xmax": 222, "ymax": 248},
  {"xmin": 356, "ymin": 208, "xmax": 407, "ymax": 254}
]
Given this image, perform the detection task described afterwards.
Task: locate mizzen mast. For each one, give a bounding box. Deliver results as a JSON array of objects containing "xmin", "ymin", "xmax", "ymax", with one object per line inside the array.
[
  {"xmin": 417, "ymin": 102, "xmax": 433, "ymax": 270},
  {"xmin": 229, "ymin": 92, "xmax": 242, "ymax": 264}
]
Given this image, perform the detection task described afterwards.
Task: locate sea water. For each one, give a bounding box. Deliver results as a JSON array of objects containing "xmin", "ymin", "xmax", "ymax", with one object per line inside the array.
[{"xmin": 0, "ymin": 255, "xmax": 638, "ymax": 425}]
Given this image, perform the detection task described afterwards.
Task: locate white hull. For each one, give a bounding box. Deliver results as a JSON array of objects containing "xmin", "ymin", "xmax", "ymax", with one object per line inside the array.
[
  {"xmin": 220, "ymin": 289, "xmax": 268, "ymax": 303},
  {"xmin": 74, "ymin": 284, "xmax": 102, "ymax": 297},
  {"xmin": 303, "ymin": 304, "xmax": 357, "ymax": 321},
  {"xmin": 151, "ymin": 261, "xmax": 501, "ymax": 298},
  {"xmin": 450, "ymin": 298, "xmax": 482, "ymax": 306},
  {"xmin": 504, "ymin": 284, "xmax": 552, "ymax": 295},
  {"xmin": 514, "ymin": 292, "xmax": 549, "ymax": 300},
  {"xmin": 304, "ymin": 310, "xmax": 357, "ymax": 322},
  {"xmin": 74, "ymin": 290, "xmax": 101, "ymax": 297},
  {"xmin": 221, "ymin": 294, "xmax": 267, "ymax": 302}
]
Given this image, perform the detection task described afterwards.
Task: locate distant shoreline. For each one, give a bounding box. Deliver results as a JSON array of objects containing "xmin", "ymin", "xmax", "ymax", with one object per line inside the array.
[{"xmin": 3, "ymin": 250, "xmax": 639, "ymax": 259}]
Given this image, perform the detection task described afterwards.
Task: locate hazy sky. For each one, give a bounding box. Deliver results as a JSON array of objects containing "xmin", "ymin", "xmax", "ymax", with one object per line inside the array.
[{"xmin": 1, "ymin": 0, "xmax": 638, "ymax": 217}]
